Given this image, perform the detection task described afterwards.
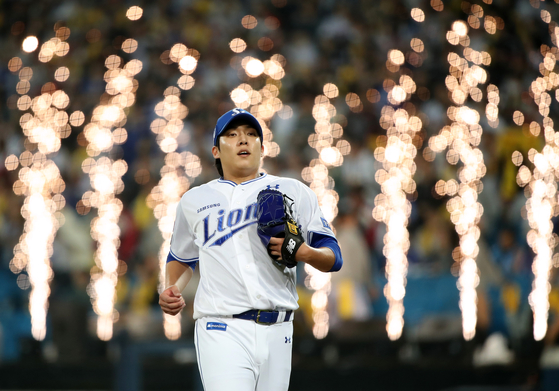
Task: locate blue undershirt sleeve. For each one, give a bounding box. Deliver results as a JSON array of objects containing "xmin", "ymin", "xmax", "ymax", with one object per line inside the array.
[
  {"xmin": 308, "ymin": 232, "xmax": 343, "ymax": 272},
  {"xmin": 166, "ymin": 251, "xmax": 197, "ymax": 271}
]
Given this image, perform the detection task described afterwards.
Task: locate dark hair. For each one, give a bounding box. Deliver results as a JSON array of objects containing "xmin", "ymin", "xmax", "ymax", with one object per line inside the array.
[
  {"xmin": 214, "ymin": 136, "xmax": 223, "ymax": 177},
  {"xmin": 215, "ymin": 158, "xmax": 223, "ymax": 177}
]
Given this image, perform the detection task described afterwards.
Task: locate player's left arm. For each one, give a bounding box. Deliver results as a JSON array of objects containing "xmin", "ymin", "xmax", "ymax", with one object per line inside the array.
[
  {"xmin": 268, "ymin": 182, "xmax": 343, "ymax": 272},
  {"xmin": 269, "ymin": 238, "xmax": 337, "ymax": 272}
]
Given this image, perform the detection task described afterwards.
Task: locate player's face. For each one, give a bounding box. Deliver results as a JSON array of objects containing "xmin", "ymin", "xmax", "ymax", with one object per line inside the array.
[{"xmin": 212, "ymin": 124, "xmax": 263, "ymax": 180}]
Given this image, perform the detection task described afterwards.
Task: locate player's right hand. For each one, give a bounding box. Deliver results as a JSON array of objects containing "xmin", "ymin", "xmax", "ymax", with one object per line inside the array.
[{"xmin": 159, "ymin": 285, "xmax": 186, "ymax": 316}]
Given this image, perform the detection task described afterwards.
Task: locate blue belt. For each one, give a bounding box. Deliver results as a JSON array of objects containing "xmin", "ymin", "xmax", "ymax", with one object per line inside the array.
[{"xmin": 233, "ymin": 309, "xmax": 293, "ymax": 325}]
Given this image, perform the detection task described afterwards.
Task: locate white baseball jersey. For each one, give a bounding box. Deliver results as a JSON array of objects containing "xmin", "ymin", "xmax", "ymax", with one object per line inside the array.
[{"xmin": 169, "ymin": 173, "xmax": 336, "ymax": 320}]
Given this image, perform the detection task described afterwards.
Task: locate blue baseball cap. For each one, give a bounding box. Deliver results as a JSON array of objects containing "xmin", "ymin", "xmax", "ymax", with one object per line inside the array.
[{"xmin": 213, "ymin": 108, "xmax": 263, "ymax": 146}]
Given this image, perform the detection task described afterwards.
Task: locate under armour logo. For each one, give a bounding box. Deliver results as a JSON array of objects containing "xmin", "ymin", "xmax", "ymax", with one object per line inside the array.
[
  {"xmin": 285, "ymin": 337, "xmax": 291, "ymax": 343},
  {"xmin": 286, "ymin": 239, "xmax": 296, "ymax": 254},
  {"xmin": 266, "ymin": 184, "xmax": 280, "ymax": 190}
]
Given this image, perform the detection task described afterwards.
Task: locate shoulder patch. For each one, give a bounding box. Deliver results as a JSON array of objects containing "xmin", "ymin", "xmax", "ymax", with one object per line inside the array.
[{"xmin": 320, "ymin": 217, "xmax": 331, "ymax": 230}]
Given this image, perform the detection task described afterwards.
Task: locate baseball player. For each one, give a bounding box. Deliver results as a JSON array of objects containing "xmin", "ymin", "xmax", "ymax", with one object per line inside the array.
[{"xmin": 159, "ymin": 108, "xmax": 343, "ymax": 391}]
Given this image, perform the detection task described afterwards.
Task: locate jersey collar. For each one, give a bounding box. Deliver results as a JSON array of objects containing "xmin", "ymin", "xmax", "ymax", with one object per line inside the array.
[{"xmin": 218, "ymin": 173, "xmax": 267, "ymax": 187}]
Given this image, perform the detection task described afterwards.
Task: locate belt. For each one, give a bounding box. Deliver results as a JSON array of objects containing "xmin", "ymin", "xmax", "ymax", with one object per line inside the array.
[{"xmin": 233, "ymin": 309, "xmax": 293, "ymax": 325}]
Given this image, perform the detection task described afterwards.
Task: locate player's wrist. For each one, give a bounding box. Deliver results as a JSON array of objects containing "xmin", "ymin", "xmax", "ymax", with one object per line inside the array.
[{"xmin": 294, "ymin": 243, "xmax": 312, "ymax": 263}]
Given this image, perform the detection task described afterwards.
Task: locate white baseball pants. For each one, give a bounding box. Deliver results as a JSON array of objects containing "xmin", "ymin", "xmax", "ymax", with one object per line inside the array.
[{"xmin": 194, "ymin": 316, "xmax": 293, "ymax": 391}]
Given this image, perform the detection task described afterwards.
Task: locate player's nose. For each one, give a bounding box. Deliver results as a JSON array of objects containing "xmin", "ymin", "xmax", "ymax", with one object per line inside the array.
[{"xmin": 238, "ymin": 132, "xmax": 248, "ymax": 144}]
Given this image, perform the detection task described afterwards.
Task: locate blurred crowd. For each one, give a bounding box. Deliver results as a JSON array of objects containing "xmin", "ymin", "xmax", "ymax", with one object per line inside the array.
[{"xmin": 0, "ymin": 0, "xmax": 559, "ymax": 373}]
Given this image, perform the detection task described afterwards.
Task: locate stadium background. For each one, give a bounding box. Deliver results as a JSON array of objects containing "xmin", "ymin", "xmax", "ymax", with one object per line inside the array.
[{"xmin": 1, "ymin": 0, "xmax": 559, "ymax": 390}]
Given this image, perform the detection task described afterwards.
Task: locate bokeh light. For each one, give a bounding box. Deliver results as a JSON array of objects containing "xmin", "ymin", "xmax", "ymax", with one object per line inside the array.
[
  {"xmin": 229, "ymin": 38, "xmax": 247, "ymax": 53},
  {"xmin": 411, "ymin": 8, "xmax": 425, "ymax": 23},
  {"xmin": 126, "ymin": 6, "xmax": 143, "ymax": 21},
  {"xmin": 22, "ymin": 36, "xmax": 39, "ymax": 53},
  {"xmin": 241, "ymin": 15, "xmax": 258, "ymax": 29},
  {"xmin": 179, "ymin": 55, "xmax": 197, "ymax": 73},
  {"xmin": 245, "ymin": 58, "xmax": 265, "ymax": 77},
  {"xmin": 122, "ymin": 38, "xmax": 138, "ymax": 54}
]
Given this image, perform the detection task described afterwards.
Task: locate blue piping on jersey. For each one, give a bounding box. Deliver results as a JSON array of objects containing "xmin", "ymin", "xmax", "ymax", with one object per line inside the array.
[
  {"xmin": 217, "ymin": 173, "xmax": 267, "ymax": 187},
  {"xmin": 216, "ymin": 178, "xmax": 236, "ymax": 187},
  {"xmin": 167, "ymin": 251, "xmax": 198, "ymax": 270},
  {"xmin": 240, "ymin": 173, "xmax": 267, "ymax": 185},
  {"xmin": 209, "ymin": 221, "xmax": 257, "ymax": 247},
  {"xmin": 309, "ymin": 232, "xmax": 343, "ymax": 272},
  {"xmin": 169, "ymin": 248, "xmax": 198, "ymax": 262}
]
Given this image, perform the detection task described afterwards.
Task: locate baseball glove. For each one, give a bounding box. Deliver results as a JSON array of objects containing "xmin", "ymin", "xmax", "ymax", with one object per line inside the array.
[{"xmin": 256, "ymin": 188, "xmax": 304, "ymax": 268}]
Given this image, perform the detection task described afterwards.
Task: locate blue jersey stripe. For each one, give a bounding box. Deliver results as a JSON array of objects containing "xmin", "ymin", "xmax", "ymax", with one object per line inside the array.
[{"xmin": 169, "ymin": 249, "xmax": 198, "ymax": 262}]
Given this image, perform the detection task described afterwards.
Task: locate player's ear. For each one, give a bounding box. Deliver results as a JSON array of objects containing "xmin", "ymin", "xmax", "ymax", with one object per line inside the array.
[{"xmin": 212, "ymin": 145, "xmax": 220, "ymax": 159}]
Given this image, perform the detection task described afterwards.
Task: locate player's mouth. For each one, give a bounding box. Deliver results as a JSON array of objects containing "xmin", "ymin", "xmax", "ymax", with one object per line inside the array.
[{"xmin": 237, "ymin": 150, "xmax": 251, "ymax": 156}]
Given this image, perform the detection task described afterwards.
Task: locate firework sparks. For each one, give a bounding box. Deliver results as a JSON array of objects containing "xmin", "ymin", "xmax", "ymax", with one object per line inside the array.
[
  {"xmin": 82, "ymin": 10, "xmax": 143, "ymax": 340},
  {"xmin": 8, "ymin": 26, "xmax": 73, "ymax": 340},
  {"xmin": 516, "ymin": 8, "xmax": 559, "ymax": 340},
  {"xmin": 373, "ymin": 88, "xmax": 422, "ymax": 341},
  {"xmin": 301, "ymin": 84, "xmax": 350, "ymax": 339},
  {"xmin": 149, "ymin": 44, "xmax": 202, "ymax": 340},
  {"xmin": 427, "ymin": 10, "xmax": 492, "ymax": 339},
  {"xmin": 369, "ymin": 7, "xmax": 430, "ymax": 340}
]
